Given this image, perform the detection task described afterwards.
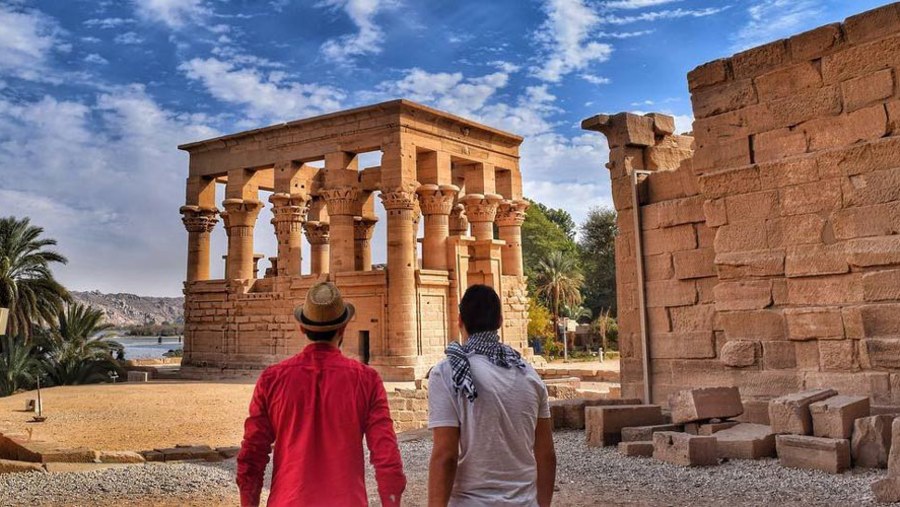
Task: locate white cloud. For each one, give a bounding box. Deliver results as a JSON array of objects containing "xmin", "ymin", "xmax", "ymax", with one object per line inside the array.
[
  {"xmin": 600, "ymin": 7, "xmax": 728, "ymax": 25},
  {"xmin": 369, "ymin": 68, "xmax": 510, "ymax": 117},
  {"xmin": 603, "ymin": 0, "xmax": 682, "ymax": 9},
  {"xmin": 0, "ymin": 87, "xmax": 221, "ymax": 295},
  {"xmin": 318, "ymin": 0, "xmax": 396, "ymax": 63},
  {"xmin": 532, "ymin": 0, "xmax": 613, "ymax": 82},
  {"xmin": 179, "ymin": 57, "xmax": 345, "ymax": 121},
  {"xmin": 84, "ymin": 53, "xmax": 109, "ymax": 65},
  {"xmin": 84, "ymin": 18, "xmax": 135, "ymax": 29},
  {"xmin": 114, "ymin": 31, "xmax": 144, "ymax": 45},
  {"xmin": 133, "ymin": 0, "xmax": 210, "ymax": 28},
  {"xmin": 596, "ymin": 30, "xmax": 654, "ymax": 38},
  {"xmin": 0, "ymin": 4, "xmax": 64, "ymax": 81},
  {"xmin": 582, "ymin": 74, "xmax": 611, "ymax": 84},
  {"xmin": 732, "ymin": 0, "xmax": 823, "ymax": 51}
]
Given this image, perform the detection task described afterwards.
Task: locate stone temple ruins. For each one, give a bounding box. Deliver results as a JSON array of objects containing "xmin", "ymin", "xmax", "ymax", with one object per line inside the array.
[{"xmin": 178, "ymin": 100, "xmax": 529, "ymax": 380}]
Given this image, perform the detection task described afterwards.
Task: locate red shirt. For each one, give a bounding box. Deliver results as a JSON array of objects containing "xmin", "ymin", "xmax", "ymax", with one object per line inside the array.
[{"xmin": 237, "ymin": 342, "xmax": 406, "ymax": 506}]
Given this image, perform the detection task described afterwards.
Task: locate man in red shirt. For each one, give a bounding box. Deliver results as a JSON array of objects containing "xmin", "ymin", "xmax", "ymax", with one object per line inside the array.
[{"xmin": 237, "ymin": 282, "xmax": 406, "ymax": 506}]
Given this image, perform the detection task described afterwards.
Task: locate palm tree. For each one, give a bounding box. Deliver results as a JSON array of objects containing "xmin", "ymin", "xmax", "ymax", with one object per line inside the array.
[
  {"xmin": 534, "ymin": 251, "xmax": 584, "ymax": 344},
  {"xmin": 593, "ymin": 308, "xmax": 617, "ymax": 356},
  {"xmin": 0, "ymin": 334, "xmax": 41, "ymax": 396},
  {"xmin": 37, "ymin": 302, "xmax": 122, "ymax": 386},
  {"xmin": 0, "ymin": 217, "xmax": 69, "ymax": 339}
]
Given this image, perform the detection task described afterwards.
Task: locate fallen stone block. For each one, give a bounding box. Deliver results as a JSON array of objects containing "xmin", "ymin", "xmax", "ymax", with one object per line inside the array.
[
  {"xmin": 96, "ymin": 450, "xmax": 145, "ymax": 464},
  {"xmin": 586, "ymin": 405, "xmax": 665, "ymax": 447},
  {"xmin": 887, "ymin": 418, "xmax": 900, "ymax": 475},
  {"xmin": 155, "ymin": 445, "xmax": 220, "ymax": 462},
  {"xmin": 216, "ymin": 446, "xmax": 241, "ymax": 459},
  {"xmin": 0, "ymin": 459, "xmax": 44, "ymax": 474},
  {"xmin": 810, "ymin": 395, "xmax": 870, "ymax": 439},
  {"xmin": 732, "ymin": 399, "xmax": 771, "ymax": 425},
  {"xmin": 775, "ymin": 434, "xmax": 851, "ymax": 474},
  {"xmin": 685, "ymin": 420, "xmax": 740, "ymax": 435},
  {"xmin": 550, "ymin": 398, "xmax": 643, "ymax": 430},
  {"xmin": 872, "ymin": 476, "xmax": 900, "ymax": 504},
  {"xmin": 769, "ymin": 389, "xmax": 837, "ymax": 435},
  {"xmin": 618, "ymin": 441, "xmax": 654, "ymax": 458},
  {"xmin": 715, "ymin": 423, "xmax": 776, "ymax": 459},
  {"xmin": 653, "ymin": 432, "xmax": 718, "ymax": 466},
  {"xmin": 140, "ymin": 450, "xmax": 164, "ymax": 462},
  {"xmin": 621, "ymin": 424, "xmax": 684, "ymax": 442},
  {"xmin": 669, "ymin": 387, "xmax": 743, "ymax": 424},
  {"xmin": 851, "ymin": 415, "xmax": 893, "ymax": 469}
]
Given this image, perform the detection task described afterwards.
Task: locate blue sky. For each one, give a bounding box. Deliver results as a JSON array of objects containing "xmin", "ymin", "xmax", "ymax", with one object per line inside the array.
[{"xmin": 0, "ymin": 0, "xmax": 889, "ymax": 296}]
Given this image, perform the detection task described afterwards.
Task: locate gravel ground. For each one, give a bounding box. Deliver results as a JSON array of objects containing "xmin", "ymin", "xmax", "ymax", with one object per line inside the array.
[{"xmin": 0, "ymin": 430, "xmax": 891, "ymax": 506}]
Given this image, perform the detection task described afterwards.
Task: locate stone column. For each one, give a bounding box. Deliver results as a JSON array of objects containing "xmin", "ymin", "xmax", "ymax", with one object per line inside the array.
[
  {"xmin": 416, "ymin": 184, "xmax": 459, "ymax": 271},
  {"xmin": 380, "ymin": 186, "xmax": 419, "ymax": 357},
  {"xmin": 496, "ymin": 199, "xmax": 529, "ymax": 277},
  {"xmin": 269, "ymin": 193, "xmax": 310, "ymax": 276},
  {"xmin": 221, "ymin": 199, "xmax": 262, "ymax": 280},
  {"xmin": 304, "ymin": 221, "xmax": 330, "ymax": 274},
  {"xmin": 460, "ymin": 193, "xmax": 502, "ymax": 241},
  {"xmin": 180, "ymin": 206, "xmax": 219, "ymax": 282},
  {"xmin": 321, "ymin": 186, "xmax": 360, "ymax": 273},
  {"xmin": 353, "ymin": 217, "xmax": 378, "ymax": 271},
  {"xmin": 449, "ymin": 203, "xmax": 469, "ymax": 236}
]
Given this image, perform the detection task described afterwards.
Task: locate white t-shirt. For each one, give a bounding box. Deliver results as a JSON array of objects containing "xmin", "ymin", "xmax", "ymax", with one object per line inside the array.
[{"xmin": 428, "ymin": 354, "xmax": 551, "ymax": 506}]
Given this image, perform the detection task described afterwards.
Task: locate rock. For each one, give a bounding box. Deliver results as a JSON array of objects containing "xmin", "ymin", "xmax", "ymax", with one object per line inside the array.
[
  {"xmin": 851, "ymin": 415, "xmax": 893, "ymax": 468},
  {"xmin": 97, "ymin": 451, "xmax": 145, "ymax": 464},
  {"xmin": 872, "ymin": 476, "xmax": 900, "ymax": 504},
  {"xmin": 0, "ymin": 459, "xmax": 44, "ymax": 474},
  {"xmin": 720, "ymin": 340, "xmax": 758, "ymax": 367},
  {"xmin": 668, "ymin": 387, "xmax": 744, "ymax": 424},
  {"xmin": 715, "ymin": 423, "xmax": 776, "ymax": 459},
  {"xmin": 769, "ymin": 389, "xmax": 837, "ymax": 435},
  {"xmin": 618, "ymin": 441, "xmax": 655, "ymax": 457},
  {"xmin": 775, "ymin": 434, "xmax": 851, "ymax": 474},
  {"xmin": 621, "ymin": 424, "xmax": 684, "ymax": 442},
  {"xmin": 652, "ymin": 432, "xmax": 718, "ymax": 466},
  {"xmin": 585, "ymin": 405, "xmax": 665, "ymax": 447},
  {"xmin": 809, "ymin": 395, "xmax": 870, "ymax": 439}
]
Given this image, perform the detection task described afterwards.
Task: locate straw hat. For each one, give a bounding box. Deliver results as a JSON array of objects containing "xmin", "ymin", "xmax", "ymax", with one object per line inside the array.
[{"xmin": 294, "ymin": 282, "xmax": 356, "ymax": 332}]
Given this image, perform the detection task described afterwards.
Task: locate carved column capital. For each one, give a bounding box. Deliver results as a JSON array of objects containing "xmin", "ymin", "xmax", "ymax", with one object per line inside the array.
[
  {"xmin": 460, "ymin": 193, "xmax": 503, "ymax": 223},
  {"xmin": 379, "ymin": 186, "xmax": 418, "ymax": 211},
  {"xmin": 304, "ymin": 221, "xmax": 330, "ymax": 245},
  {"xmin": 221, "ymin": 199, "xmax": 262, "ymax": 231},
  {"xmin": 353, "ymin": 216, "xmax": 378, "ymax": 240},
  {"xmin": 416, "ymin": 184, "xmax": 459, "ymax": 216},
  {"xmin": 180, "ymin": 205, "xmax": 219, "ymax": 233},
  {"xmin": 269, "ymin": 192, "xmax": 310, "ymax": 232},
  {"xmin": 495, "ymin": 199, "xmax": 529, "ymax": 227},
  {"xmin": 320, "ymin": 186, "xmax": 360, "ymax": 216}
]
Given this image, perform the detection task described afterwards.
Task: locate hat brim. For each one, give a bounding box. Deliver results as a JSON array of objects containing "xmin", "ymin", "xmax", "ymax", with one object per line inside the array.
[{"xmin": 294, "ymin": 303, "xmax": 356, "ymax": 332}]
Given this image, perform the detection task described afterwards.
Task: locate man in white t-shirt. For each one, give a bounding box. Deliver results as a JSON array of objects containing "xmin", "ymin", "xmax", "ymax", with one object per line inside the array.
[{"xmin": 427, "ymin": 284, "xmax": 556, "ymax": 507}]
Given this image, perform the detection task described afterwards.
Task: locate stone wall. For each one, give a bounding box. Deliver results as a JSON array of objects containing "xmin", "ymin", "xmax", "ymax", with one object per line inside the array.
[{"xmin": 586, "ymin": 3, "xmax": 900, "ymax": 408}]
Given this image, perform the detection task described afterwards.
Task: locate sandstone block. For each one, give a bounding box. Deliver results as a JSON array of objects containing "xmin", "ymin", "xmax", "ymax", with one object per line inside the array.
[
  {"xmin": 652, "ymin": 432, "xmax": 718, "ymax": 467},
  {"xmin": 851, "ymin": 415, "xmax": 894, "ymax": 468},
  {"xmin": 715, "ymin": 250, "xmax": 785, "ymax": 279},
  {"xmin": 668, "ymin": 304, "xmax": 715, "ymax": 331},
  {"xmin": 732, "ymin": 39, "xmax": 787, "ymax": 80},
  {"xmin": 872, "ymin": 476, "xmax": 900, "ymax": 504},
  {"xmin": 673, "ymin": 248, "xmax": 716, "ymax": 280},
  {"xmin": 0, "ymin": 459, "xmax": 44, "ymax": 474},
  {"xmin": 688, "ymin": 59, "xmax": 728, "ymax": 92},
  {"xmin": 784, "ymin": 308, "xmax": 844, "ymax": 340},
  {"xmin": 841, "ymin": 68, "xmax": 894, "ymax": 112},
  {"xmin": 804, "ymin": 104, "xmax": 888, "ymax": 152},
  {"xmin": 713, "ymin": 221, "xmax": 767, "ymax": 254},
  {"xmin": 646, "ymin": 113, "xmax": 675, "ymax": 136},
  {"xmin": 732, "ymin": 399, "xmax": 772, "ymax": 425},
  {"xmin": 720, "ymin": 340, "xmax": 757, "ymax": 367},
  {"xmin": 719, "ymin": 310, "xmax": 785, "ymax": 341},
  {"xmin": 786, "ymin": 274, "xmax": 863, "ymax": 306},
  {"xmin": 551, "ymin": 398, "xmax": 644, "ymax": 431},
  {"xmin": 789, "ymin": 23, "xmax": 843, "ymax": 62},
  {"xmin": 621, "ymin": 424, "xmax": 684, "ymax": 442},
  {"xmin": 216, "ymin": 446, "xmax": 241, "ymax": 459},
  {"xmin": 96, "ymin": 450, "xmax": 145, "ymax": 464},
  {"xmin": 843, "ymin": 168, "xmax": 900, "ymax": 207},
  {"xmin": 668, "ymin": 386, "xmax": 743, "ymax": 424},
  {"xmin": 696, "ymin": 421, "xmax": 740, "ymax": 435},
  {"xmin": 763, "ymin": 341, "xmax": 797, "ymax": 370},
  {"xmin": 858, "ymin": 304, "xmax": 900, "ymax": 338},
  {"xmin": 715, "ymin": 423, "xmax": 776, "ymax": 459},
  {"xmin": 745, "ymin": 85, "xmax": 841, "ymax": 133},
  {"xmin": 643, "ymin": 224, "xmax": 697, "ymax": 255},
  {"xmin": 713, "ymin": 280, "xmax": 772, "ymax": 311},
  {"xmin": 755, "ymin": 62, "xmax": 822, "ymax": 102},
  {"xmin": 866, "ymin": 339, "xmax": 900, "ymax": 369},
  {"xmin": 703, "ymin": 198, "xmax": 727, "ymax": 227},
  {"xmin": 843, "ymin": 3, "xmax": 900, "ymax": 45},
  {"xmin": 888, "ymin": 418, "xmax": 900, "ymax": 475},
  {"xmin": 809, "ymin": 395, "xmax": 871, "ymax": 439},
  {"xmin": 862, "ymin": 269, "xmax": 900, "ymax": 302},
  {"xmin": 754, "ymin": 127, "xmax": 807, "ymax": 163},
  {"xmin": 645, "ymin": 279, "xmax": 697, "ymax": 308},
  {"xmin": 692, "ymin": 79, "xmax": 757, "ymax": 119},
  {"xmin": 617, "ymin": 441, "xmax": 654, "ymax": 458},
  {"xmin": 769, "ymin": 389, "xmax": 838, "ymax": 435},
  {"xmin": 778, "ymin": 178, "xmax": 842, "ymax": 216},
  {"xmin": 775, "ymin": 434, "xmax": 850, "ymax": 474},
  {"xmin": 585, "ymin": 405, "xmax": 665, "ymax": 447},
  {"xmin": 698, "ymin": 165, "xmax": 761, "ymax": 199}
]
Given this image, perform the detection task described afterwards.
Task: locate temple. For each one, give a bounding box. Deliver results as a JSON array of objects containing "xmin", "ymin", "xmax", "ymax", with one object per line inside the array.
[{"xmin": 177, "ymin": 100, "xmax": 530, "ymax": 380}]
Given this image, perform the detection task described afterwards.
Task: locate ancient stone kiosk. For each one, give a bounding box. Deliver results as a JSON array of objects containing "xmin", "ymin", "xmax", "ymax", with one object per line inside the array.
[{"xmin": 178, "ymin": 100, "xmax": 529, "ymax": 380}]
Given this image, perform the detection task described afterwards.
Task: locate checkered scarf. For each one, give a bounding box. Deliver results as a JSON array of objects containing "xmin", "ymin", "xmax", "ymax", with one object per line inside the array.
[{"xmin": 445, "ymin": 330, "xmax": 527, "ymax": 402}]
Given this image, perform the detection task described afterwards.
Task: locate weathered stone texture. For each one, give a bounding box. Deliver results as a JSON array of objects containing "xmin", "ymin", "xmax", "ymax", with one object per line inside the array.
[
  {"xmin": 585, "ymin": 405, "xmax": 665, "ymax": 447},
  {"xmin": 652, "ymin": 432, "xmax": 718, "ymax": 467},
  {"xmin": 769, "ymin": 389, "xmax": 838, "ymax": 435},
  {"xmin": 669, "ymin": 387, "xmax": 743, "ymax": 424},
  {"xmin": 715, "ymin": 423, "xmax": 777, "ymax": 459},
  {"xmin": 851, "ymin": 415, "xmax": 894, "ymax": 468},
  {"xmin": 617, "ymin": 441, "xmax": 655, "ymax": 458},
  {"xmin": 776, "ymin": 434, "xmax": 851, "ymax": 474},
  {"xmin": 809, "ymin": 395, "xmax": 871, "ymax": 439}
]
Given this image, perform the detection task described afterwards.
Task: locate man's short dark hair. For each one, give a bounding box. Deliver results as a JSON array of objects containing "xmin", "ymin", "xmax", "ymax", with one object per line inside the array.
[
  {"xmin": 304, "ymin": 329, "xmax": 338, "ymax": 342},
  {"xmin": 460, "ymin": 284, "xmax": 502, "ymax": 334}
]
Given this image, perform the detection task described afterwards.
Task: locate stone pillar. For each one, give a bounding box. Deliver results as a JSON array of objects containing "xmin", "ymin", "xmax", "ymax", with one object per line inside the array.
[
  {"xmin": 353, "ymin": 217, "xmax": 377, "ymax": 271},
  {"xmin": 449, "ymin": 203, "xmax": 469, "ymax": 236},
  {"xmin": 321, "ymin": 186, "xmax": 360, "ymax": 273},
  {"xmin": 461, "ymin": 193, "xmax": 502, "ymax": 241},
  {"xmin": 380, "ymin": 186, "xmax": 419, "ymax": 357},
  {"xmin": 496, "ymin": 199, "xmax": 529, "ymax": 277},
  {"xmin": 180, "ymin": 206, "xmax": 218, "ymax": 282},
  {"xmin": 416, "ymin": 184, "xmax": 458, "ymax": 271},
  {"xmin": 252, "ymin": 253, "xmax": 265, "ymax": 279},
  {"xmin": 269, "ymin": 193, "xmax": 310, "ymax": 276},
  {"xmin": 304, "ymin": 221, "xmax": 330, "ymax": 274},
  {"xmin": 221, "ymin": 199, "xmax": 262, "ymax": 280}
]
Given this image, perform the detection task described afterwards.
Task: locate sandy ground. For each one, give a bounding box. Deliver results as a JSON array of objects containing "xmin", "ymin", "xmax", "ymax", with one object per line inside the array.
[{"xmin": 0, "ymin": 381, "xmax": 256, "ymax": 451}]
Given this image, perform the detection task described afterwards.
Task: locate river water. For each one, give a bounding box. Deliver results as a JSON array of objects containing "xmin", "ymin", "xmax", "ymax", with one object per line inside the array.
[{"xmin": 112, "ymin": 335, "xmax": 184, "ymax": 359}]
